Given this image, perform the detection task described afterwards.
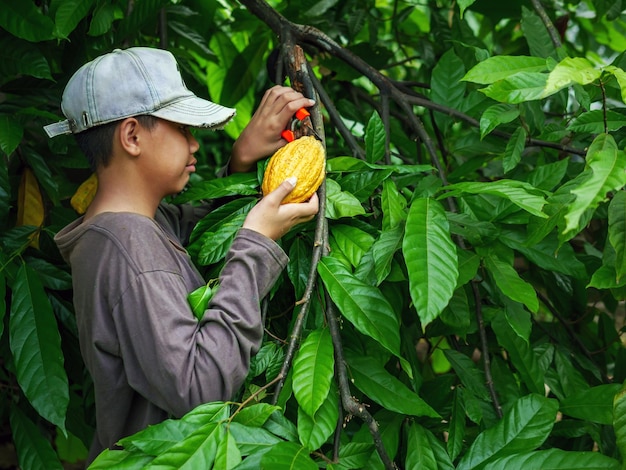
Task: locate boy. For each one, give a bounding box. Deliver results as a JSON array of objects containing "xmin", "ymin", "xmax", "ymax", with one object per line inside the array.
[{"xmin": 44, "ymin": 47, "xmax": 318, "ymax": 464}]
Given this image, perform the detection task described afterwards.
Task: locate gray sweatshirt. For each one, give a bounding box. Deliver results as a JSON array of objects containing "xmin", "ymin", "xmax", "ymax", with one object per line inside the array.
[{"xmin": 54, "ymin": 203, "xmax": 288, "ymax": 464}]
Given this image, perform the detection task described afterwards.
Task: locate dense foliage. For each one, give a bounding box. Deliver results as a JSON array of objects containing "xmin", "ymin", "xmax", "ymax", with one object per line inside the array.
[{"xmin": 1, "ymin": 0, "xmax": 626, "ymax": 468}]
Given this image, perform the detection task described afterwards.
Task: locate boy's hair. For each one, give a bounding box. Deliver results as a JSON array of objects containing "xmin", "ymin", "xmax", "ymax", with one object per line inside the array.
[{"xmin": 74, "ymin": 115, "xmax": 158, "ymax": 170}]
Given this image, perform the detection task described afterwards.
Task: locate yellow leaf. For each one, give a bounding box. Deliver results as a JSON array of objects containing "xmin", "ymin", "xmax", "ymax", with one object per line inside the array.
[
  {"xmin": 17, "ymin": 168, "xmax": 45, "ymax": 248},
  {"xmin": 70, "ymin": 173, "xmax": 98, "ymax": 214}
]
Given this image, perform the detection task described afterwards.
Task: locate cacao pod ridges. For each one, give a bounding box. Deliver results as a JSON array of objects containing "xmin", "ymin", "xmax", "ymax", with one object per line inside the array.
[{"xmin": 261, "ymin": 136, "xmax": 325, "ymax": 204}]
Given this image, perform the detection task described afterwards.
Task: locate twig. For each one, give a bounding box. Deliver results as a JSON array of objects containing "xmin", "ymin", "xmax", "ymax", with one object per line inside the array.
[
  {"xmin": 472, "ymin": 280, "xmax": 503, "ymax": 418},
  {"xmin": 230, "ymin": 374, "xmax": 283, "ymax": 421},
  {"xmin": 536, "ymin": 290, "xmax": 611, "ymax": 384},
  {"xmin": 325, "ymin": 293, "xmax": 398, "ymax": 470},
  {"xmin": 306, "ymin": 64, "xmax": 365, "ymax": 159},
  {"xmin": 158, "ymin": 8, "xmax": 168, "ymax": 49},
  {"xmin": 530, "ymin": 0, "xmax": 562, "ymax": 49}
]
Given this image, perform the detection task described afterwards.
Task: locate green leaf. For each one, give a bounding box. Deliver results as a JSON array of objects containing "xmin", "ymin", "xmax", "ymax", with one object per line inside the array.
[
  {"xmin": 356, "ymin": 225, "xmax": 404, "ymax": 286},
  {"xmin": 614, "ymin": 383, "xmax": 626, "ymax": 464},
  {"xmin": 196, "ymin": 213, "xmax": 247, "ymax": 265},
  {"xmin": 560, "ymin": 384, "xmax": 621, "ymax": 425},
  {"xmin": 115, "ymin": 0, "xmax": 168, "ymax": 44},
  {"xmin": 503, "ymin": 127, "xmax": 527, "ymax": 173},
  {"xmin": 500, "ymin": 230, "xmax": 587, "ymax": 279},
  {"xmin": 543, "ymin": 57, "xmax": 602, "ymax": 98},
  {"xmin": 0, "ymin": 275, "xmax": 4, "ymax": 339},
  {"xmin": 9, "ymin": 405, "xmax": 63, "ymax": 470},
  {"xmin": 0, "ymin": 114, "xmax": 23, "ymax": 156},
  {"xmin": 482, "ymin": 449, "xmax": 620, "ymax": 470},
  {"xmin": 187, "ymin": 282, "xmax": 217, "ymax": 320},
  {"xmin": 447, "ymin": 388, "xmax": 466, "ymax": 462},
  {"xmin": 491, "ymin": 313, "xmax": 545, "ymax": 395},
  {"xmin": 443, "ymin": 179, "xmax": 548, "ymax": 218},
  {"xmin": 88, "ymin": 449, "xmax": 154, "ymax": 469},
  {"xmin": 287, "ymin": 238, "xmax": 311, "ymax": 299},
  {"xmin": 214, "ymin": 429, "xmax": 241, "ymax": 470},
  {"xmin": 381, "ymin": 179, "xmax": 407, "ymax": 231},
  {"xmin": 503, "ymin": 300, "xmax": 532, "ymax": 343},
  {"xmin": 232, "ymin": 403, "xmax": 281, "ymax": 428},
  {"xmin": 118, "ymin": 402, "xmax": 229, "ymax": 456},
  {"xmin": 325, "ymin": 179, "xmax": 366, "ymax": 219},
  {"xmin": 402, "ymin": 197, "xmax": 458, "ymax": 325},
  {"xmin": 527, "ymin": 157, "xmax": 569, "ymax": 191},
  {"xmin": 564, "ymin": 136, "xmax": 626, "ymax": 236},
  {"xmin": 9, "ymin": 264, "xmax": 69, "ymax": 432},
  {"xmin": 521, "ymin": 6, "xmax": 558, "ymax": 59},
  {"xmin": 330, "ymin": 224, "xmax": 375, "ymax": 267},
  {"xmin": 263, "ymin": 411, "xmax": 298, "ymax": 443},
  {"xmin": 0, "ymin": 0, "xmax": 55, "ymax": 42},
  {"xmin": 405, "ymin": 422, "xmax": 455, "ymax": 470},
  {"xmin": 483, "ymin": 249, "xmax": 539, "ymax": 313},
  {"xmin": 53, "ymin": 0, "xmax": 95, "ymax": 39},
  {"xmin": 119, "ymin": 418, "xmax": 193, "ymax": 456},
  {"xmin": 326, "ymin": 157, "xmax": 431, "ymax": 175},
  {"xmin": 444, "ymin": 349, "xmax": 490, "ymax": 401},
  {"xmin": 462, "ymin": 56, "xmax": 547, "ymax": 85},
  {"xmin": 144, "ymin": 422, "xmax": 220, "ymax": 469},
  {"xmin": 88, "ymin": 2, "xmax": 123, "ymax": 36},
  {"xmin": 318, "ymin": 256, "xmax": 408, "ymax": 371},
  {"xmin": 188, "ymin": 198, "xmax": 255, "ymax": 246},
  {"xmin": 260, "ymin": 441, "xmax": 317, "ymax": 469},
  {"xmin": 606, "ymin": 64, "xmax": 626, "ymax": 104},
  {"xmin": 456, "ymin": 394, "xmax": 558, "ymax": 470},
  {"xmin": 339, "ymin": 169, "xmax": 394, "ymax": 201},
  {"xmin": 297, "ymin": 383, "xmax": 338, "ymax": 450},
  {"xmin": 431, "ymin": 49, "xmax": 466, "ymax": 129},
  {"xmin": 0, "ymin": 37, "xmax": 53, "ymax": 85},
  {"xmin": 480, "ymin": 72, "xmax": 548, "ymax": 104},
  {"xmin": 567, "ymin": 109, "xmax": 626, "ymax": 133},
  {"xmin": 292, "ymin": 328, "xmax": 335, "ymax": 417},
  {"xmin": 609, "ymin": 190, "xmax": 626, "ymax": 282},
  {"xmin": 526, "ymin": 193, "xmax": 574, "ymax": 246},
  {"xmin": 173, "ymin": 173, "xmax": 259, "ymax": 203},
  {"xmin": 480, "ymin": 104, "xmax": 520, "ymax": 139},
  {"xmin": 222, "ymin": 37, "xmax": 269, "ymax": 107},
  {"xmin": 249, "ymin": 342, "xmax": 283, "ymax": 380},
  {"xmin": 228, "ymin": 422, "xmax": 281, "ymax": 456},
  {"xmin": 334, "ymin": 442, "xmax": 373, "ymax": 469},
  {"xmin": 0, "ymin": 162, "xmax": 9, "ymax": 222},
  {"xmin": 457, "ymin": 0, "xmax": 476, "ymax": 17},
  {"xmin": 365, "ymin": 112, "xmax": 386, "ymax": 164},
  {"xmin": 552, "ymin": 347, "xmax": 590, "ymax": 399},
  {"xmin": 344, "ymin": 351, "xmax": 439, "ymax": 417}
]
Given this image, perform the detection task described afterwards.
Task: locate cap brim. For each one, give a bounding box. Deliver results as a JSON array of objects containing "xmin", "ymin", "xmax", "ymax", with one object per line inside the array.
[{"xmin": 150, "ymin": 96, "xmax": 236, "ymax": 130}]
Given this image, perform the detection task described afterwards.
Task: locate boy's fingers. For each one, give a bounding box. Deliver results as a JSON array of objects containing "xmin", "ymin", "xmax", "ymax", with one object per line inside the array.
[{"xmin": 265, "ymin": 177, "xmax": 297, "ymax": 204}]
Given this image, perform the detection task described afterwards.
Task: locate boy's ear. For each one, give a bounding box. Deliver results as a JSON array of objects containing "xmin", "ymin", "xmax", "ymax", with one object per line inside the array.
[{"xmin": 118, "ymin": 117, "xmax": 142, "ymax": 156}]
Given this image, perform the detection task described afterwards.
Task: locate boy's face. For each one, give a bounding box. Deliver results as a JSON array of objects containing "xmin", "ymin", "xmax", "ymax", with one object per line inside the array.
[{"xmin": 137, "ymin": 118, "xmax": 200, "ymax": 197}]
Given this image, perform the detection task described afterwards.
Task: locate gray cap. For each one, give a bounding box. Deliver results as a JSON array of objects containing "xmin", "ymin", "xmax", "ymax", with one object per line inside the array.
[{"xmin": 44, "ymin": 47, "xmax": 236, "ymax": 138}]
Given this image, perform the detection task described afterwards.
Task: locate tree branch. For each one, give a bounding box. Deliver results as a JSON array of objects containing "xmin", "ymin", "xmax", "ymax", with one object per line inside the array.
[
  {"xmin": 271, "ymin": 44, "xmax": 328, "ymax": 403},
  {"xmin": 530, "ymin": 0, "xmax": 562, "ymax": 50}
]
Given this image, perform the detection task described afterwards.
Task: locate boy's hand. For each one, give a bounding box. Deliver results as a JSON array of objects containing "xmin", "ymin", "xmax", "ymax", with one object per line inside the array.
[
  {"xmin": 242, "ymin": 177, "xmax": 319, "ymax": 241},
  {"xmin": 230, "ymin": 86, "xmax": 316, "ymax": 173}
]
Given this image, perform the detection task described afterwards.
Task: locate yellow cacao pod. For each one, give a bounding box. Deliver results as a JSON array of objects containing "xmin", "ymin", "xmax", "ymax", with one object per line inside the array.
[
  {"xmin": 71, "ymin": 173, "xmax": 98, "ymax": 214},
  {"xmin": 261, "ymin": 136, "xmax": 326, "ymax": 204}
]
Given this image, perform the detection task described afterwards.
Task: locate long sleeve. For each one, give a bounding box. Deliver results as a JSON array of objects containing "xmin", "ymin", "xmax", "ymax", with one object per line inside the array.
[{"xmin": 113, "ymin": 228, "xmax": 287, "ymax": 417}]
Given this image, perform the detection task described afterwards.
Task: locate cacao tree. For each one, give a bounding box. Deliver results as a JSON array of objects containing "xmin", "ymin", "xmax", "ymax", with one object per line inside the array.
[{"xmin": 1, "ymin": 0, "xmax": 626, "ymax": 469}]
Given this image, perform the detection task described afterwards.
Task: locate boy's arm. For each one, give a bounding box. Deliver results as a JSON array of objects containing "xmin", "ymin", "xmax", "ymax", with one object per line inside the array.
[{"xmin": 113, "ymin": 228, "xmax": 287, "ymax": 417}]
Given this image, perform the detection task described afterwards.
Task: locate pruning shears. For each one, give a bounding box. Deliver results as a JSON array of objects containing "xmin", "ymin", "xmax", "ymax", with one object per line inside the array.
[{"xmin": 281, "ymin": 107, "xmax": 322, "ymax": 142}]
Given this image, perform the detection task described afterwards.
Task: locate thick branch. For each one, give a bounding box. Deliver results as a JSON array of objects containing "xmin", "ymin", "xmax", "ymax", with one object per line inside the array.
[{"xmin": 272, "ymin": 44, "xmax": 327, "ymax": 403}]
